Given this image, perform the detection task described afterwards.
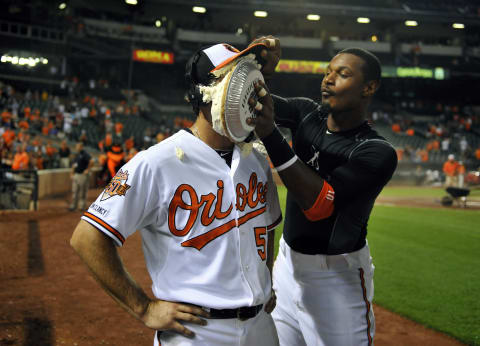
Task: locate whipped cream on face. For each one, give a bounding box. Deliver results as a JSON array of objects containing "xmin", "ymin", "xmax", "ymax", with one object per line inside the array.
[{"xmin": 198, "ymin": 54, "xmax": 259, "ymax": 139}]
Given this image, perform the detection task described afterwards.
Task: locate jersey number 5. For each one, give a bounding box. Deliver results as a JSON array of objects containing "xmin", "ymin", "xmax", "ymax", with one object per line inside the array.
[{"xmin": 254, "ymin": 226, "xmax": 267, "ymax": 261}]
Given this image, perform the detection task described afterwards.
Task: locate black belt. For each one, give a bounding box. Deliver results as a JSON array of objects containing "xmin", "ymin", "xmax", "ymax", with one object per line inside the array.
[{"xmin": 206, "ymin": 304, "xmax": 263, "ymax": 321}]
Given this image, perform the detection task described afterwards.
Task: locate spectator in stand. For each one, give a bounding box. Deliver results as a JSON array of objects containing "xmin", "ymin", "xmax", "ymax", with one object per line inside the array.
[
  {"xmin": 106, "ymin": 142, "xmax": 124, "ymax": 181},
  {"xmin": 59, "ymin": 140, "xmax": 71, "ymax": 168},
  {"xmin": 125, "ymin": 147, "xmax": 138, "ymax": 162},
  {"xmin": 124, "ymin": 136, "xmax": 134, "ymax": 152},
  {"xmin": 395, "ymin": 147, "xmax": 404, "ymax": 162},
  {"xmin": 69, "ymin": 142, "xmax": 93, "ymax": 211},
  {"xmin": 443, "ymin": 154, "xmax": 458, "ymax": 187},
  {"xmin": 391, "ymin": 122, "xmax": 401, "ymax": 133},
  {"xmin": 406, "ymin": 128, "xmax": 415, "ymax": 136},
  {"xmin": 114, "ymin": 122, "xmax": 124, "ymax": 140},
  {"xmin": 11, "ymin": 144, "xmax": 30, "ymax": 171},
  {"xmin": 475, "ymin": 147, "xmax": 480, "ymax": 162},
  {"xmin": 459, "ymin": 136, "xmax": 468, "ymax": 155},
  {"xmin": 457, "ymin": 161, "xmax": 466, "ymax": 188},
  {"xmin": 45, "ymin": 140, "xmax": 58, "ymax": 168},
  {"xmin": 79, "ymin": 130, "xmax": 88, "ymax": 145},
  {"xmin": 2, "ymin": 126, "xmax": 15, "ymax": 149},
  {"xmin": 1, "ymin": 108, "xmax": 12, "ymax": 125},
  {"xmin": 441, "ymin": 137, "xmax": 450, "ymax": 152}
]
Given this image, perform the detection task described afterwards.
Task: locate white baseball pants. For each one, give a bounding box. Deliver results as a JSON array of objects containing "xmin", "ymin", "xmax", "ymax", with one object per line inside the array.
[
  {"xmin": 272, "ymin": 237, "xmax": 375, "ymax": 346},
  {"xmin": 154, "ymin": 308, "xmax": 279, "ymax": 346}
]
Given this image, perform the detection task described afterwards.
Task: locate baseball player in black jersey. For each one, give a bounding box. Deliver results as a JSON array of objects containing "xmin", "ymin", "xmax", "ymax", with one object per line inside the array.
[{"xmin": 247, "ymin": 37, "xmax": 397, "ymax": 345}]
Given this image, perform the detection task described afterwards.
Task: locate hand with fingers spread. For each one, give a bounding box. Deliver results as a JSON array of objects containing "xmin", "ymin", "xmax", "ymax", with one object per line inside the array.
[
  {"xmin": 248, "ymin": 35, "xmax": 281, "ymax": 79},
  {"xmin": 247, "ymin": 80, "xmax": 276, "ymax": 139},
  {"xmin": 142, "ymin": 300, "xmax": 209, "ymax": 338}
]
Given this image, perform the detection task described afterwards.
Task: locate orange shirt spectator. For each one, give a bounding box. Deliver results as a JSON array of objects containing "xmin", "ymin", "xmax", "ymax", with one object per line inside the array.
[
  {"xmin": 1, "ymin": 110, "xmax": 12, "ymax": 123},
  {"xmin": 19, "ymin": 120, "xmax": 29, "ymax": 129},
  {"xmin": 2, "ymin": 129, "xmax": 16, "ymax": 148},
  {"xmin": 12, "ymin": 151, "xmax": 30, "ymax": 170},
  {"xmin": 125, "ymin": 137, "xmax": 134, "ymax": 151},
  {"xmin": 475, "ymin": 148, "xmax": 480, "ymax": 160},
  {"xmin": 114, "ymin": 122, "xmax": 124, "ymax": 135},
  {"xmin": 457, "ymin": 164, "xmax": 465, "ymax": 175},
  {"xmin": 395, "ymin": 148, "xmax": 404, "ymax": 162},
  {"xmin": 89, "ymin": 108, "xmax": 97, "ymax": 118},
  {"xmin": 105, "ymin": 133, "xmax": 113, "ymax": 147},
  {"xmin": 432, "ymin": 140, "xmax": 440, "ymax": 151},
  {"xmin": 46, "ymin": 143, "xmax": 57, "ymax": 157},
  {"xmin": 24, "ymin": 106, "xmax": 31, "ymax": 118},
  {"xmin": 419, "ymin": 149, "xmax": 428, "ymax": 162},
  {"xmin": 406, "ymin": 128, "xmax": 415, "ymax": 136},
  {"xmin": 42, "ymin": 124, "xmax": 50, "ymax": 136},
  {"xmin": 107, "ymin": 145, "xmax": 124, "ymax": 178},
  {"xmin": 443, "ymin": 159, "xmax": 458, "ymax": 177},
  {"xmin": 392, "ymin": 123, "xmax": 401, "ymax": 133}
]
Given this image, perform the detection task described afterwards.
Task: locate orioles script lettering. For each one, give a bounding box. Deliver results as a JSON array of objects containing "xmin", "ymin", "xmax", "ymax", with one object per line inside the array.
[{"xmin": 168, "ymin": 173, "xmax": 268, "ymax": 250}]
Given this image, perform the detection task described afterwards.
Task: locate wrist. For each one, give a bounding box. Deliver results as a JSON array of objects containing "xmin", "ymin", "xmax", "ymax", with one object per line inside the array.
[{"xmin": 261, "ymin": 127, "xmax": 298, "ymax": 171}]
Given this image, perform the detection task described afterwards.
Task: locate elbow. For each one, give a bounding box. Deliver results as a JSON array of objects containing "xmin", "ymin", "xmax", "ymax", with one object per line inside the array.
[{"xmin": 302, "ymin": 182, "xmax": 335, "ymax": 222}]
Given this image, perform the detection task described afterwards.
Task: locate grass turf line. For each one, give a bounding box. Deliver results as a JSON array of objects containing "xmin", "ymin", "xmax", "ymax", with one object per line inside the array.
[{"xmin": 274, "ymin": 186, "xmax": 480, "ymax": 345}]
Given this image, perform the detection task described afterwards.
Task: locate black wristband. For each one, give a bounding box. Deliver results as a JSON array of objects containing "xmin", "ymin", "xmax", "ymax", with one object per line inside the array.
[{"xmin": 261, "ymin": 127, "xmax": 297, "ymax": 170}]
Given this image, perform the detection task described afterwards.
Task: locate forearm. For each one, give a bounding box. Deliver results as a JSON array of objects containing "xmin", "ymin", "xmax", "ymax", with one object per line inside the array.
[
  {"xmin": 262, "ymin": 127, "xmax": 324, "ymax": 210},
  {"xmin": 70, "ymin": 220, "xmax": 151, "ymax": 321}
]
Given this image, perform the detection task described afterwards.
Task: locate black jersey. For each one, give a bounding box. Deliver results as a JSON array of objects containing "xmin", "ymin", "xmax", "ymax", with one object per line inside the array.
[{"xmin": 273, "ymin": 95, "xmax": 398, "ymax": 255}]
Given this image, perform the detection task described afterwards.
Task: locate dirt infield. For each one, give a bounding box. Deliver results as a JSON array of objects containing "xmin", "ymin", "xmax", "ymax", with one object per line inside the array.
[{"xmin": 0, "ymin": 190, "xmax": 465, "ymax": 346}]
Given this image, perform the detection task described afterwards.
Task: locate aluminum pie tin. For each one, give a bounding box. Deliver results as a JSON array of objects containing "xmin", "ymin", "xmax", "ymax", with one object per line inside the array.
[{"xmin": 222, "ymin": 59, "xmax": 264, "ymax": 142}]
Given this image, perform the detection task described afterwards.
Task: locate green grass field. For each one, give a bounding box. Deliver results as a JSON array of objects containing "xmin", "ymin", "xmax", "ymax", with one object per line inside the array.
[{"xmin": 273, "ymin": 186, "xmax": 480, "ymax": 345}]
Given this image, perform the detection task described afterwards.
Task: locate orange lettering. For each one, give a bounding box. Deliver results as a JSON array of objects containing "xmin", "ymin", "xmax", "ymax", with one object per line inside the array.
[{"xmin": 168, "ymin": 184, "xmax": 201, "ymax": 236}]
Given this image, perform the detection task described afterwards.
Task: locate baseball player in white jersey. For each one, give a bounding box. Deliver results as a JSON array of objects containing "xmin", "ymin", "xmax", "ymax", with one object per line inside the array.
[{"xmin": 70, "ymin": 43, "xmax": 282, "ymax": 346}]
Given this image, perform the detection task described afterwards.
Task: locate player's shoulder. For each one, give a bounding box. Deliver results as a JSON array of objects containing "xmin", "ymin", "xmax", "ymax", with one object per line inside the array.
[{"xmin": 129, "ymin": 130, "xmax": 192, "ymax": 168}]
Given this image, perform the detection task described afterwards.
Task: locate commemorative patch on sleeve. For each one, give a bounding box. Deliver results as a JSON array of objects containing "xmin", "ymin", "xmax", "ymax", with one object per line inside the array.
[{"xmin": 101, "ymin": 169, "xmax": 131, "ymax": 201}]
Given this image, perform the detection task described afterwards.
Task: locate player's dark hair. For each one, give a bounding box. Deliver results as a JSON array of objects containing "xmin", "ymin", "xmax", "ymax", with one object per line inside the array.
[{"xmin": 338, "ymin": 48, "xmax": 381, "ymax": 83}]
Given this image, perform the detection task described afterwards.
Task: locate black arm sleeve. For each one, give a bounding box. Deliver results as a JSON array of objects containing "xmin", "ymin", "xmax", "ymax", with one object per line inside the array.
[
  {"xmin": 327, "ymin": 141, "xmax": 398, "ymax": 207},
  {"xmin": 272, "ymin": 95, "xmax": 321, "ymax": 132}
]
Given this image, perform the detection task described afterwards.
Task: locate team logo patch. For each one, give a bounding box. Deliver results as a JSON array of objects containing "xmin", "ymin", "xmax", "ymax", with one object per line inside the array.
[{"xmin": 101, "ymin": 169, "xmax": 131, "ymax": 201}]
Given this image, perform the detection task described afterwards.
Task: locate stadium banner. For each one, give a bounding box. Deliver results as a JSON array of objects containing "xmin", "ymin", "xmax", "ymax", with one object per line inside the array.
[
  {"xmin": 132, "ymin": 50, "xmax": 174, "ymax": 64},
  {"xmin": 275, "ymin": 59, "xmax": 446, "ymax": 79},
  {"xmin": 275, "ymin": 59, "xmax": 329, "ymax": 74}
]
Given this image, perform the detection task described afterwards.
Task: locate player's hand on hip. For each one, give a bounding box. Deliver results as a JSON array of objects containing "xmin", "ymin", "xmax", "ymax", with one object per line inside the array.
[
  {"xmin": 142, "ymin": 300, "xmax": 209, "ymax": 338},
  {"xmin": 247, "ymin": 80, "xmax": 276, "ymax": 139},
  {"xmin": 264, "ymin": 290, "xmax": 277, "ymax": 314},
  {"xmin": 248, "ymin": 35, "xmax": 281, "ymax": 79}
]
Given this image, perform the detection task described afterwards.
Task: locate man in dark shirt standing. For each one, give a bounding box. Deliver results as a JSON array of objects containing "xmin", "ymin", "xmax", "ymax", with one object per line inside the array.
[
  {"xmin": 69, "ymin": 142, "xmax": 93, "ymax": 211},
  {"xmin": 249, "ymin": 38, "xmax": 397, "ymax": 345}
]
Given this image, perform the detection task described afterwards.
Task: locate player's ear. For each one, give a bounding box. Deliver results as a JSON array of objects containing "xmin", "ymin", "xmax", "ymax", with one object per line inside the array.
[{"xmin": 362, "ymin": 80, "xmax": 380, "ymax": 97}]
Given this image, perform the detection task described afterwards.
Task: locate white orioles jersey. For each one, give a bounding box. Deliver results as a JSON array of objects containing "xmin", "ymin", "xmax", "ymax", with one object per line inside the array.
[{"xmin": 82, "ymin": 130, "xmax": 282, "ymax": 309}]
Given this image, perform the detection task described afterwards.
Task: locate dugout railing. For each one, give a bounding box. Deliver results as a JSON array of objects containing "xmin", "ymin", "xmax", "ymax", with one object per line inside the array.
[{"xmin": 0, "ymin": 169, "xmax": 38, "ymax": 211}]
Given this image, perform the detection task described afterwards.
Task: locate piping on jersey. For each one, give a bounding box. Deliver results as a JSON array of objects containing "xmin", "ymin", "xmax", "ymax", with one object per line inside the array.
[{"xmin": 168, "ymin": 172, "xmax": 269, "ymax": 250}]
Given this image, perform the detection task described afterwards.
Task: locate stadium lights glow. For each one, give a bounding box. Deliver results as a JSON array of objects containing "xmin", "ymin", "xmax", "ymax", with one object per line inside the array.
[
  {"xmin": 307, "ymin": 14, "xmax": 320, "ymax": 21},
  {"xmin": 254, "ymin": 11, "xmax": 268, "ymax": 18},
  {"xmin": 59, "ymin": 3, "xmax": 66, "ymax": 10},
  {"xmin": 155, "ymin": 20, "xmax": 162, "ymax": 27},
  {"xmin": 452, "ymin": 23, "xmax": 465, "ymax": 29},
  {"xmin": 192, "ymin": 6, "xmax": 206, "ymax": 13},
  {"xmin": 405, "ymin": 20, "xmax": 418, "ymax": 26},
  {"xmin": 371, "ymin": 35, "xmax": 378, "ymax": 42},
  {"xmin": 357, "ymin": 17, "xmax": 370, "ymax": 24},
  {"xmin": 125, "ymin": 0, "xmax": 138, "ymax": 5},
  {"xmin": 1, "ymin": 55, "xmax": 48, "ymax": 67}
]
